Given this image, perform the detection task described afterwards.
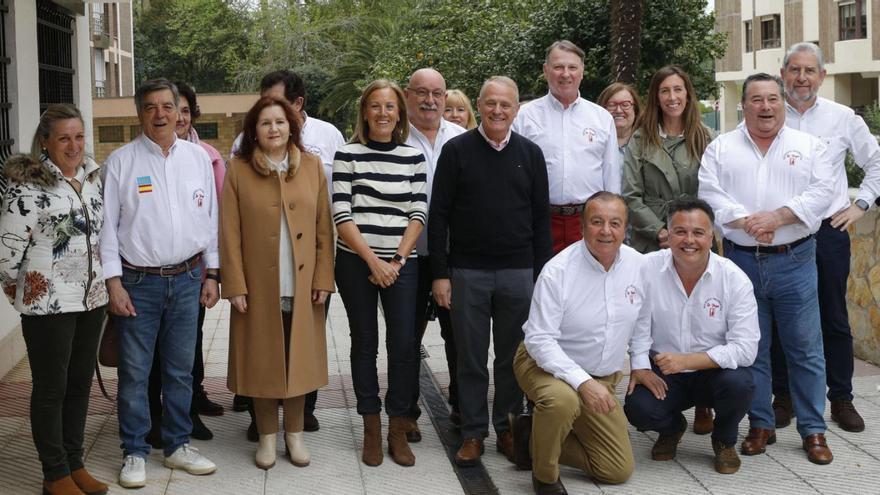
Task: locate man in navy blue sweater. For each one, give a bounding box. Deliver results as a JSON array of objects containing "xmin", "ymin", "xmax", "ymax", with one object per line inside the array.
[{"xmin": 429, "ymin": 75, "xmax": 552, "ymax": 467}]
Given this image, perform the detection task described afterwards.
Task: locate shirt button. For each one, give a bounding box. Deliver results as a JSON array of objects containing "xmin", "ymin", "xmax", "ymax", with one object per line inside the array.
[
  {"xmin": 288, "ymin": 203, "xmax": 295, "ymax": 210},
  {"xmin": 298, "ymin": 264, "xmax": 304, "ymax": 271},
  {"xmin": 296, "ymin": 233, "xmax": 303, "ymax": 239}
]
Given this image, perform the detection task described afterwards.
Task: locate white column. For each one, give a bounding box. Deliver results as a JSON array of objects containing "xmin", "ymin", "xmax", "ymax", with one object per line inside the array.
[
  {"xmin": 74, "ymin": 13, "xmax": 94, "ymax": 155},
  {"xmin": 7, "ymin": 1, "xmax": 40, "ymax": 154}
]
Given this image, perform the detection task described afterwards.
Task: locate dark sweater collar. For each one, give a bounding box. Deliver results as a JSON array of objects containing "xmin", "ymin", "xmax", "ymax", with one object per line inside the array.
[{"xmin": 366, "ymin": 139, "xmax": 398, "ymax": 152}]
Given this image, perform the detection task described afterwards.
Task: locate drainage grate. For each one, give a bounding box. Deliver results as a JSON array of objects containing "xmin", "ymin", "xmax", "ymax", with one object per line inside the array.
[{"xmin": 419, "ymin": 360, "xmax": 499, "ymax": 495}]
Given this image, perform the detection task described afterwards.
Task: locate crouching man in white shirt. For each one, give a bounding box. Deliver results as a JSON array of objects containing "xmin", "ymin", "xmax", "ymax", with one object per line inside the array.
[
  {"xmin": 512, "ymin": 192, "xmax": 648, "ymax": 495},
  {"xmin": 623, "ymin": 198, "xmax": 759, "ymax": 475}
]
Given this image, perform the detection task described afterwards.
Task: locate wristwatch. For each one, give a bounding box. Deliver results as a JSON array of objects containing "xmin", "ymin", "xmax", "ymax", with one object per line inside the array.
[
  {"xmin": 855, "ymin": 199, "xmax": 869, "ymax": 211},
  {"xmin": 391, "ymin": 253, "xmax": 407, "ymax": 266},
  {"xmin": 205, "ymin": 272, "xmax": 221, "ymax": 283}
]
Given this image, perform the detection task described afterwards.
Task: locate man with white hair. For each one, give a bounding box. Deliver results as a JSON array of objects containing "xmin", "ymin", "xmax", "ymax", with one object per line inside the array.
[{"xmin": 769, "ymin": 42, "xmax": 880, "ymax": 432}]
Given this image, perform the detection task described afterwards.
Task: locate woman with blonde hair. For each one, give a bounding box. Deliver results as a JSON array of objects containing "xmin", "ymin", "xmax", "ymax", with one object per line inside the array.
[
  {"xmin": 332, "ymin": 79, "xmax": 427, "ymax": 467},
  {"xmin": 221, "ymin": 95, "xmax": 334, "ymax": 470},
  {"xmin": 444, "ymin": 89, "xmax": 478, "ymax": 130},
  {"xmin": 0, "ymin": 104, "xmax": 109, "ymax": 495}
]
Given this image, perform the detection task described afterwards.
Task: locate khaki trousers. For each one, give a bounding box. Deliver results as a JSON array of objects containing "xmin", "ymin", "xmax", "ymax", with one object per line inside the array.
[
  {"xmin": 254, "ymin": 395, "xmax": 306, "ymax": 434},
  {"xmin": 513, "ymin": 343, "xmax": 634, "ymax": 485}
]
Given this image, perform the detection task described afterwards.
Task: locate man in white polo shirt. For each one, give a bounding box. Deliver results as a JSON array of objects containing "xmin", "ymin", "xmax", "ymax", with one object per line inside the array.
[
  {"xmin": 512, "ymin": 192, "xmax": 646, "ymax": 494},
  {"xmin": 101, "ymin": 79, "xmax": 219, "ymax": 488},
  {"xmin": 698, "ymin": 73, "xmax": 834, "ymax": 465},
  {"xmin": 624, "ymin": 197, "xmax": 759, "ymax": 475},
  {"xmin": 402, "ymin": 68, "xmax": 467, "ymax": 439},
  {"xmin": 513, "ymin": 40, "xmax": 619, "ymax": 253},
  {"xmin": 768, "ymin": 42, "xmax": 880, "ymax": 432}
]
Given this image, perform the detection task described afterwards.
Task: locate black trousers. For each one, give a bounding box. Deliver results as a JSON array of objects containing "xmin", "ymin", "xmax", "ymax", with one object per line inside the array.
[
  {"xmin": 408, "ymin": 256, "xmax": 458, "ymax": 419},
  {"xmin": 21, "ymin": 306, "xmax": 106, "ymax": 480},
  {"xmin": 772, "ymin": 219, "xmax": 854, "ymax": 401}
]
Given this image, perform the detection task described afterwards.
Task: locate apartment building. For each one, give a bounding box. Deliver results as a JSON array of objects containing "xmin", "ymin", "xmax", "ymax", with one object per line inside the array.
[{"xmin": 715, "ymin": 0, "xmax": 880, "ymax": 131}]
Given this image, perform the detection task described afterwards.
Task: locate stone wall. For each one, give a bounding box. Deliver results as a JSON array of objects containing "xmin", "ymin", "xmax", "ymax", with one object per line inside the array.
[{"xmin": 848, "ymin": 206, "xmax": 880, "ymax": 366}]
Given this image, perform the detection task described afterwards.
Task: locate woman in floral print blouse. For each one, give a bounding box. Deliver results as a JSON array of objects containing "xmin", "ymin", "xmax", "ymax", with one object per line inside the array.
[{"xmin": 0, "ymin": 104, "xmax": 109, "ymax": 495}]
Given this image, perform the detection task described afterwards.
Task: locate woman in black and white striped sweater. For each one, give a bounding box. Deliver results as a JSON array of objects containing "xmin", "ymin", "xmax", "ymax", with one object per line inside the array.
[{"xmin": 332, "ymin": 79, "xmax": 427, "ymax": 468}]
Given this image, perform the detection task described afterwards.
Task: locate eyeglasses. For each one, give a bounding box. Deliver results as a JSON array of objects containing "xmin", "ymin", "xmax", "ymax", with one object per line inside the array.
[
  {"xmin": 409, "ymin": 88, "xmax": 445, "ymax": 100},
  {"xmin": 605, "ymin": 100, "xmax": 634, "ymax": 111}
]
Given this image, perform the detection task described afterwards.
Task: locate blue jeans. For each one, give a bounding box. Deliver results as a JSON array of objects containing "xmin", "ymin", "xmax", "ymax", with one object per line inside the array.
[
  {"xmin": 335, "ymin": 250, "xmax": 418, "ymax": 417},
  {"xmin": 115, "ymin": 265, "xmax": 201, "ymax": 457},
  {"xmin": 724, "ymin": 238, "xmax": 827, "ymax": 438}
]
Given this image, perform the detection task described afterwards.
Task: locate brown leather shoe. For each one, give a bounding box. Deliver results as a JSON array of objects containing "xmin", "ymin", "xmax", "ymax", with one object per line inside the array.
[
  {"xmin": 42, "ymin": 476, "xmax": 85, "ymax": 495},
  {"xmin": 362, "ymin": 414, "xmax": 383, "ymax": 466},
  {"xmin": 693, "ymin": 407, "xmax": 714, "ymax": 435},
  {"xmin": 70, "ymin": 468, "xmax": 108, "ymax": 495},
  {"xmin": 740, "ymin": 427, "xmax": 776, "ymax": 455},
  {"xmin": 532, "ymin": 474, "xmax": 568, "ymax": 495},
  {"xmin": 831, "ymin": 400, "xmax": 865, "ymax": 432},
  {"xmin": 509, "ymin": 412, "xmax": 533, "ymax": 470},
  {"xmin": 712, "ymin": 440, "xmax": 741, "ymax": 474},
  {"xmin": 405, "ymin": 417, "xmax": 422, "ymax": 443},
  {"xmin": 773, "ymin": 394, "xmax": 794, "ymax": 428},
  {"xmin": 651, "ymin": 414, "xmax": 687, "ymax": 461},
  {"xmin": 803, "ymin": 433, "xmax": 833, "ymax": 465},
  {"xmin": 455, "ymin": 438, "xmax": 484, "ymax": 467},
  {"xmin": 497, "ymin": 431, "xmax": 514, "ymax": 462}
]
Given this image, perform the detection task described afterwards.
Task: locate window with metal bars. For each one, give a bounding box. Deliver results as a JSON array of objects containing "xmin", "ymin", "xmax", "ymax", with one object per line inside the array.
[
  {"xmin": 0, "ymin": 0, "xmax": 13, "ymax": 195},
  {"xmin": 37, "ymin": 0, "xmax": 75, "ymax": 113}
]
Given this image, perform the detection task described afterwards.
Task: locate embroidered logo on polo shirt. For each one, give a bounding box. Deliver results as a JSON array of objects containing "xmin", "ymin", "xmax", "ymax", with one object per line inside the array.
[
  {"xmin": 783, "ymin": 150, "xmax": 802, "ymax": 166},
  {"xmin": 304, "ymin": 144, "xmax": 321, "ymax": 155},
  {"xmin": 137, "ymin": 176, "xmax": 153, "ymax": 194},
  {"xmin": 703, "ymin": 297, "xmax": 721, "ymax": 318},
  {"xmin": 583, "ymin": 127, "xmax": 597, "ymax": 143},
  {"xmin": 624, "ymin": 285, "xmax": 637, "ymax": 304},
  {"xmin": 192, "ymin": 188, "xmax": 206, "ymax": 208}
]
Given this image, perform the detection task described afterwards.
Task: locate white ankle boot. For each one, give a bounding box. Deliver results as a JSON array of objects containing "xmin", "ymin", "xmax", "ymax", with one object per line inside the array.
[
  {"xmin": 255, "ymin": 433, "xmax": 276, "ymax": 469},
  {"xmin": 285, "ymin": 431, "xmax": 310, "ymax": 467}
]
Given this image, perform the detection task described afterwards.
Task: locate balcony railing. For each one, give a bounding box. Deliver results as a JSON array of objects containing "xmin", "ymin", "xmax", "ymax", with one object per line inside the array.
[{"xmin": 94, "ymin": 79, "xmax": 106, "ymax": 99}]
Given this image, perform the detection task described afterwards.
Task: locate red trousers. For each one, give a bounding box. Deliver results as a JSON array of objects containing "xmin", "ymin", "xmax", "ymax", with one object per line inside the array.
[{"xmin": 551, "ymin": 213, "xmax": 582, "ymax": 254}]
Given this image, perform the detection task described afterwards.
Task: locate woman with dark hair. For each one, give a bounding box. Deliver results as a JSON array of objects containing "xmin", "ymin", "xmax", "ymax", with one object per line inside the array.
[
  {"xmin": 221, "ymin": 96, "xmax": 334, "ymax": 469},
  {"xmin": 0, "ymin": 104, "xmax": 109, "ymax": 494},
  {"xmin": 622, "ymin": 65, "xmax": 716, "ymax": 434},
  {"xmin": 332, "ymin": 79, "xmax": 426, "ymax": 467},
  {"xmin": 623, "ymin": 65, "xmax": 715, "ymax": 253}
]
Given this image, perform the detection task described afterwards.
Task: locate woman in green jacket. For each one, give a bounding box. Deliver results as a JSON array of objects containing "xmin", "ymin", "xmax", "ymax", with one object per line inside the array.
[{"xmin": 623, "ymin": 65, "xmax": 715, "ymax": 253}]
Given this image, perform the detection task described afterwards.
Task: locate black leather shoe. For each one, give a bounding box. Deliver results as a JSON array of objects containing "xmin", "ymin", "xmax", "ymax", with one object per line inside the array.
[
  {"xmin": 247, "ymin": 417, "xmax": 259, "ymax": 442},
  {"xmin": 304, "ymin": 412, "xmax": 320, "ymax": 432},
  {"xmin": 194, "ymin": 392, "xmax": 224, "ymax": 417},
  {"xmin": 190, "ymin": 413, "xmax": 213, "ymax": 440},
  {"xmin": 532, "ymin": 474, "xmax": 567, "ymax": 495},
  {"xmin": 232, "ymin": 394, "xmax": 250, "ymax": 412}
]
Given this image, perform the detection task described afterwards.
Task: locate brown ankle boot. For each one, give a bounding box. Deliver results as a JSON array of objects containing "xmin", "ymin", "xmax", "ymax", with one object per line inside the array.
[
  {"xmin": 362, "ymin": 414, "xmax": 383, "ymax": 466},
  {"xmin": 70, "ymin": 468, "xmax": 108, "ymax": 495},
  {"xmin": 387, "ymin": 416, "xmax": 415, "ymax": 466},
  {"xmin": 42, "ymin": 475, "xmax": 85, "ymax": 495}
]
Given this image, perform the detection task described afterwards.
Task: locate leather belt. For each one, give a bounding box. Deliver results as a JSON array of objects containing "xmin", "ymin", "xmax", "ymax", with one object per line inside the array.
[
  {"xmin": 122, "ymin": 253, "xmax": 201, "ymax": 276},
  {"xmin": 725, "ymin": 235, "xmax": 813, "ymax": 254},
  {"xmin": 550, "ymin": 203, "xmax": 585, "ymax": 216}
]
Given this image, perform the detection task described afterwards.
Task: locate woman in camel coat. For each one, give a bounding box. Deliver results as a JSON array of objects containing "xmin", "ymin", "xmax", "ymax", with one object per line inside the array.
[{"xmin": 220, "ymin": 96, "xmax": 334, "ymax": 470}]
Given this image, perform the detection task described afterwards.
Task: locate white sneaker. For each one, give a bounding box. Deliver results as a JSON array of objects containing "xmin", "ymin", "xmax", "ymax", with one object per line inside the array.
[
  {"xmin": 164, "ymin": 444, "xmax": 217, "ymax": 475},
  {"xmin": 119, "ymin": 455, "xmax": 146, "ymax": 488}
]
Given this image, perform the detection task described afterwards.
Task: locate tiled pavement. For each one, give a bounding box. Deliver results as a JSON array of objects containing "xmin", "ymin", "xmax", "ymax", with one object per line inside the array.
[{"xmin": 1, "ymin": 300, "xmax": 880, "ymax": 494}]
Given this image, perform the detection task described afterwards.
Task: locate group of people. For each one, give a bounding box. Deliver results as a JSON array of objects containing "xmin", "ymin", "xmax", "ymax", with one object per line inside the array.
[{"xmin": 0, "ymin": 37, "xmax": 877, "ymax": 495}]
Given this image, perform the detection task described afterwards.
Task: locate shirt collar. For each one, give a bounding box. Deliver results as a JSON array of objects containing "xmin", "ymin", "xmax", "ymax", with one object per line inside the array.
[
  {"xmin": 547, "ymin": 91, "xmax": 582, "ymax": 111},
  {"xmin": 785, "ymin": 97, "xmax": 820, "ymax": 117},
  {"xmin": 140, "ymin": 133, "xmax": 179, "ymax": 157},
  {"xmin": 579, "ymin": 241, "xmax": 622, "ymax": 273},
  {"xmin": 477, "ymin": 124, "xmax": 511, "ymax": 150},
  {"xmin": 659, "ymin": 248, "xmax": 717, "ymax": 280},
  {"xmin": 737, "ymin": 120, "xmax": 786, "ymax": 150}
]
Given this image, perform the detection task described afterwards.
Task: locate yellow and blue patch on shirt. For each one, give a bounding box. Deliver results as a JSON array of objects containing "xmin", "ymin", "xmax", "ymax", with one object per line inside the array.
[{"xmin": 137, "ymin": 176, "xmax": 153, "ymax": 194}]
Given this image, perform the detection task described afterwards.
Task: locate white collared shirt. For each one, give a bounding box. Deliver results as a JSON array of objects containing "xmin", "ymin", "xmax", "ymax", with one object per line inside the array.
[
  {"xmin": 477, "ymin": 123, "xmax": 512, "ymax": 151},
  {"xmin": 785, "ymin": 97, "xmax": 880, "ymax": 215},
  {"xmin": 523, "ymin": 241, "xmax": 649, "ymax": 390},
  {"xmin": 698, "ymin": 123, "xmax": 834, "ymax": 246},
  {"xmin": 513, "ymin": 92, "xmax": 620, "ymax": 204},
  {"xmin": 100, "ymin": 134, "xmax": 219, "ymax": 278},
  {"xmin": 630, "ymin": 250, "xmax": 759, "ymax": 371},
  {"xmin": 406, "ymin": 119, "xmax": 467, "ymax": 255}
]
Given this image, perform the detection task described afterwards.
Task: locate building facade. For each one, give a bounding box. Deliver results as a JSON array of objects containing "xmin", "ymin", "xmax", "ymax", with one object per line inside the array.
[
  {"xmin": 88, "ymin": 2, "xmax": 134, "ymax": 98},
  {"xmin": 715, "ymin": 0, "xmax": 880, "ymax": 131}
]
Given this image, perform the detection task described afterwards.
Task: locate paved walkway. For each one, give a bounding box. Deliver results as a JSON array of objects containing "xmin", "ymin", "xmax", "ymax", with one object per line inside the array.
[{"xmin": 1, "ymin": 300, "xmax": 880, "ymax": 494}]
